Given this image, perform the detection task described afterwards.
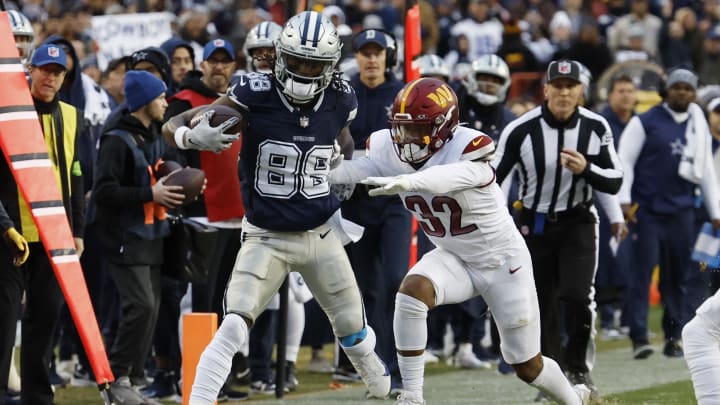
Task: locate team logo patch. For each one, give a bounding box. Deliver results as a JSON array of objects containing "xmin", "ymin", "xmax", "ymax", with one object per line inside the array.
[
  {"xmin": 558, "ymin": 61, "xmax": 571, "ymax": 74},
  {"xmin": 299, "ymin": 116, "xmax": 309, "ymax": 128},
  {"xmin": 214, "ymin": 39, "xmax": 225, "ymax": 46},
  {"xmin": 48, "ymin": 46, "xmax": 60, "ymax": 58}
]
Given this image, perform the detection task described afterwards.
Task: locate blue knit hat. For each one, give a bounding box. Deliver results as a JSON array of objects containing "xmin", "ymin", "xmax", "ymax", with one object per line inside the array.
[{"xmin": 124, "ymin": 70, "xmax": 167, "ymax": 112}]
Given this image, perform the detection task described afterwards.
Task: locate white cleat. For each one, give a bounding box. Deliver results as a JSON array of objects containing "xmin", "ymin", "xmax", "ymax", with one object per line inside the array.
[
  {"xmin": 452, "ymin": 343, "xmax": 492, "ymax": 370},
  {"xmin": 350, "ymin": 352, "xmax": 391, "ymax": 399},
  {"xmin": 394, "ymin": 391, "xmax": 426, "ymax": 405},
  {"xmin": 423, "ymin": 351, "xmax": 439, "ymax": 364},
  {"xmin": 573, "ymin": 384, "xmax": 591, "ymax": 405}
]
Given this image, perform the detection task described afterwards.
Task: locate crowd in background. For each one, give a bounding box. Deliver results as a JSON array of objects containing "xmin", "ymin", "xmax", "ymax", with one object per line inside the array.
[{"xmin": 3, "ymin": 0, "xmax": 720, "ymax": 403}]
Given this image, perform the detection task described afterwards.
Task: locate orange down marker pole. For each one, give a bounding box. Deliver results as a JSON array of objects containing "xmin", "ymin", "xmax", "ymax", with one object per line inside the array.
[
  {"xmin": 182, "ymin": 312, "xmax": 218, "ymax": 405},
  {"xmin": 0, "ymin": 11, "xmax": 114, "ymax": 398}
]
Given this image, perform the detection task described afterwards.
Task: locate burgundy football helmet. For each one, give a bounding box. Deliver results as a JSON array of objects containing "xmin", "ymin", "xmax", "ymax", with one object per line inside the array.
[{"xmin": 388, "ymin": 77, "xmax": 459, "ymax": 163}]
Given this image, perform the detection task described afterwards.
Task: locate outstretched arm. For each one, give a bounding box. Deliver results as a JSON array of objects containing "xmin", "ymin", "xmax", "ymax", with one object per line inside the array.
[{"xmin": 162, "ymin": 95, "xmax": 243, "ymax": 152}]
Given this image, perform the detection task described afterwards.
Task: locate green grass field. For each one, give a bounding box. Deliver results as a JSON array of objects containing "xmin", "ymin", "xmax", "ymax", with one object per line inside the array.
[{"xmin": 52, "ymin": 305, "xmax": 698, "ymax": 404}]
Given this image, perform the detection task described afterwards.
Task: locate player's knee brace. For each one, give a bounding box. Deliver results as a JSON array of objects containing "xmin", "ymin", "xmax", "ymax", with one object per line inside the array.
[
  {"xmin": 394, "ymin": 292, "xmax": 429, "ymax": 351},
  {"xmin": 341, "ymin": 326, "xmax": 376, "ymax": 357}
]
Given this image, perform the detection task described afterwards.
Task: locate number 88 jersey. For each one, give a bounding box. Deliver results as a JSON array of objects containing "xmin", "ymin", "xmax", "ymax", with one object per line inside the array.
[{"xmin": 228, "ymin": 72, "xmax": 358, "ymax": 231}]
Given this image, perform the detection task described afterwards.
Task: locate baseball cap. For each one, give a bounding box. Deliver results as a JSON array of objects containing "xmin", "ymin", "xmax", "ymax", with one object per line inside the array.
[
  {"xmin": 203, "ymin": 39, "xmax": 235, "ymax": 61},
  {"xmin": 546, "ymin": 60, "xmax": 581, "ymax": 84},
  {"xmin": 352, "ymin": 29, "xmax": 388, "ymax": 52},
  {"xmin": 666, "ymin": 68, "xmax": 698, "ymax": 90},
  {"xmin": 30, "ymin": 44, "xmax": 67, "ymax": 69}
]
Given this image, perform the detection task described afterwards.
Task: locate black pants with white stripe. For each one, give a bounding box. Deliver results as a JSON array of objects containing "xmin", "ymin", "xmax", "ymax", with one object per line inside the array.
[{"xmin": 521, "ymin": 208, "xmax": 597, "ymax": 374}]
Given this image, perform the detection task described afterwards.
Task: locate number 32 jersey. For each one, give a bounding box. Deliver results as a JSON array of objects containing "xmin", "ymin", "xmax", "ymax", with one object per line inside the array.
[
  {"xmin": 228, "ymin": 72, "xmax": 358, "ymax": 231},
  {"xmin": 332, "ymin": 126, "xmax": 523, "ymax": 263}
]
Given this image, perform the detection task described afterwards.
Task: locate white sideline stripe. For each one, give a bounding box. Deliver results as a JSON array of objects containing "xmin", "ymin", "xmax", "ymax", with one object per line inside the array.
[
  {"xmin": 12, "ymin": 160, "xmax": 52, "ymax": 169},
  {"xmin": 53, "ymin": 255, "xmax": 79, "ymax": 264},
  {"xmin": 32, "ymin": 207, "xmax": 66, "ymax": 216},
  {"xmin": 0, "ymin": 111, "xmax": 37, "ymax": 121},
  {"xmin": 0, "ymin": 64, "xmax": 25, "ymax": 73}
]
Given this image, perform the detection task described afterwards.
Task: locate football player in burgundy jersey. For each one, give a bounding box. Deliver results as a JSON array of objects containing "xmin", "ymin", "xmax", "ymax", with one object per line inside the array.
[
  {"xmin": 329, "ymin": 78, "xmax": 590, "ymax": 405},
  {"xmin": 162, "ymin": 11, "xmax": 391, "ymax": 403}
]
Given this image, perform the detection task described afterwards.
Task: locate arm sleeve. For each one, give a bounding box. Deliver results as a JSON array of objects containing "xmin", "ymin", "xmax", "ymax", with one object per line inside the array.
[
  {"xmin": 164, "ymin": 99, "xmax": 193, "ymax": 122},
  {"xmin": 581, "ymin": 119, "xmax": 624, "ymax": 194},
  {"xmin": 92, "ymin": 137, "xmax": 154, "ymax": 209},
  {"xmin": 328, "ymin": 157, "xmax": 382, "ymax": 184},
  {"xmin": 617, "ymin": 116, "xmax": 646, "ymax": 204},
  {"xmin": 0, "ymin": 201, "xmax": 13, "ymax": 233},
  {"xmin": 595, "ymin": 192, "xmax": 624, "ymax": 224},
  {"xmin": 406, "ymin": 160, "xmax": 495, "ymax": 194}
]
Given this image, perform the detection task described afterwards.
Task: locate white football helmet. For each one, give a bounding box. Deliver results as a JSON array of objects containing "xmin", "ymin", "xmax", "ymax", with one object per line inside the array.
[
  {"xmin": 577, "ymin": 61, "xmax": 593, "ymax": 104},
  {"xmin": 462, "ymin": 54, "xmax": 511, "ymax": 106},
  {"xmin": 418, "ymin": 54, "xmax": 450, "ymax": 81},
  {"xmin": 243, "ymin": 21, "xmax": 282, "ymax": 73},
  {"xmin": 8, "ymin": 10, "xmax": 34, "ymax": 62},
  {"xmin": 275, "ymin": 11, "xmax": 342, "ymax": 103}
]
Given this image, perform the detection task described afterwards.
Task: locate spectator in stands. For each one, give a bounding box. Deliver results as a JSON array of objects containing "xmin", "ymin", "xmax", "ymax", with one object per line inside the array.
[
  {"xmin": 660, "ymin": 7, "xmax": 703, "ymax": 71},
  {"xmin": 496, "ymin": 19, "xmax": 539, "ymax": 73},
  {"xmin": 606, "ymin": 0, "xmax": 662, "ymax": 60},
  {"xmin": 450, "ymin": 0, "xmax": 503, "ymax": 61},
  {"xmin": 699, "ymin": 25, "xmax": 720, "ymax": 85},
  {"xmin": 101, "ymin": 56, "xmax": 131, "ymax": 109},
  {"xmin": 614, "ymin": 24, "xmax": 653, "ymax": 63},
  {"xmin": 560, "ymin": 23, "xmax": 611, "ymax": 81},
  {"xmin": 548, "ymin": 11, "xmax": 574, "ymax": 58},
  {"xmin": 160, "ymin": 38, "xmax": 196, "ymax": 93}
]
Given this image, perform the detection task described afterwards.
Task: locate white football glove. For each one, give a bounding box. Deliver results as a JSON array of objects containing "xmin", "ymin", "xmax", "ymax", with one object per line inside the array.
[
  {"xmin": 329, "ymin": 140, "xmax": 344, "ymax": 169},
  {"xmin": 362, "ymin": 176, "xmax": 412, "ymax": 197},
  {"xmin": 185, "ymin": 110, "xmax": 240, "ymax": 153}
]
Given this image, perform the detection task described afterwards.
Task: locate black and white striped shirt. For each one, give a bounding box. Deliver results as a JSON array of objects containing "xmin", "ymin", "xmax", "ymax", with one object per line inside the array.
[{"xmin": 493, "ymin": 104, "xmax": 623, "ymax": 214}]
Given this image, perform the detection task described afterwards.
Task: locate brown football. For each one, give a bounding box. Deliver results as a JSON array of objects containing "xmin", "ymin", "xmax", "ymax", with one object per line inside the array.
[
  {"xmin": 190, "ymin": 105, "xmax": 243, "ymax": 134},
  {"xmin": 157, "ymin": 160, "xmax": 182, "ymax": 178},
  {"xmin": 163, "ymin": 167, "xmax": 205, "ymax": 205}
]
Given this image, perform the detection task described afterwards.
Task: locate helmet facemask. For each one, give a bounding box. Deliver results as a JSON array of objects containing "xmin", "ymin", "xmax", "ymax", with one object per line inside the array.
[
  {"xmin": 275, "ymin": 50, "xmax": 336, "ymax": 103},
  {"xmin": 390, "ymin": 108, "xmax": 455, "ymax": 164}
]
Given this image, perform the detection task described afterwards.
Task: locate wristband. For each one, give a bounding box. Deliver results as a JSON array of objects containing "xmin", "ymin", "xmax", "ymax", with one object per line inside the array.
[{"xmin": 174, "ymin": 126, "xmax": 190, "ymax": 149}]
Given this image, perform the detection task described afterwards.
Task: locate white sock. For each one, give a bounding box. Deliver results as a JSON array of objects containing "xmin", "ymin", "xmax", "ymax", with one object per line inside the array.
[
  {"xmin": 190, "ymin": 314, "xmax": 248, "ymax": 404},
  {"xmin": 286, "ymin": 299, "xmax": 305, "ymax": 363},
  {"xmin": 398, "ymin": 354, "xmax": 425, "ymax": 397},
  {"xmin": 530, "ymin": 356, "xmax": 581, "ymax": 405}
]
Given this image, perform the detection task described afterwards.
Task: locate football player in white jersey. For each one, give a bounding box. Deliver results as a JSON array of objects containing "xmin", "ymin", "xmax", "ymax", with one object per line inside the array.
[
  {"xmin": 329, "ymin": 77, "xmax": 590, "ymax": 405},
  {"xmin": 683, "ymin": 288, "xmax": 720, "ymax": 404}
]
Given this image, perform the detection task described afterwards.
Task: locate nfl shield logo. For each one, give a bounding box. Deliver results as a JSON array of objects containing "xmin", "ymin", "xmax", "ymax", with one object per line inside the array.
[
  {"xmin": 214, "ymin": 39, "xmax": 225, "ymax": 46},
  {"xmin": 48, "ymin": 46, "xmax": 60, "ymax": 58},
  {"xmin": 299, "ymin": 116, "xmax": 309, "ymax": 128},
  {"xmin": 558, "ymin": 61, "xmax": 571, "ymax": 74}
]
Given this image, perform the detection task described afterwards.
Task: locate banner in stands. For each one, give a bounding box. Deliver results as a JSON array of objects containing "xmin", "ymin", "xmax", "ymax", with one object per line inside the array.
[{"xmin": 91, "ymin": 12, "xmax": 174, "ymax": 70}]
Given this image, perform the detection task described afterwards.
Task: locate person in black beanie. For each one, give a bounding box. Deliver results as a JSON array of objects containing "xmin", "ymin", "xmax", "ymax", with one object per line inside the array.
[
  {"xmin": 130, "ymin": 47, "xmax": 175, "ymax": 96},
  {"xmin": 92, "ymin": 70, "xmax": 181, "ymax": 405}
]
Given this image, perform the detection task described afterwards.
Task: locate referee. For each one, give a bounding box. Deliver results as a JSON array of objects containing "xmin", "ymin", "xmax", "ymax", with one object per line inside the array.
[{"xmin": 492, "ymin": 59, "xmax": 622, "ymax": 399}]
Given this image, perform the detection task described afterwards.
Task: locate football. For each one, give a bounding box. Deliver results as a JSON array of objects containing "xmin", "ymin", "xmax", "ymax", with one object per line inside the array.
[
  {"xmin": 156, "ymin": 160, "xmax": 182, "ymax": 178},
  {"xmin": 190, "ymin": 105, "xmax": 243, "ymax": 134},
  {"xmin": 163, "ymin": 167, "xmax": 206, "ymax": 206}
]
